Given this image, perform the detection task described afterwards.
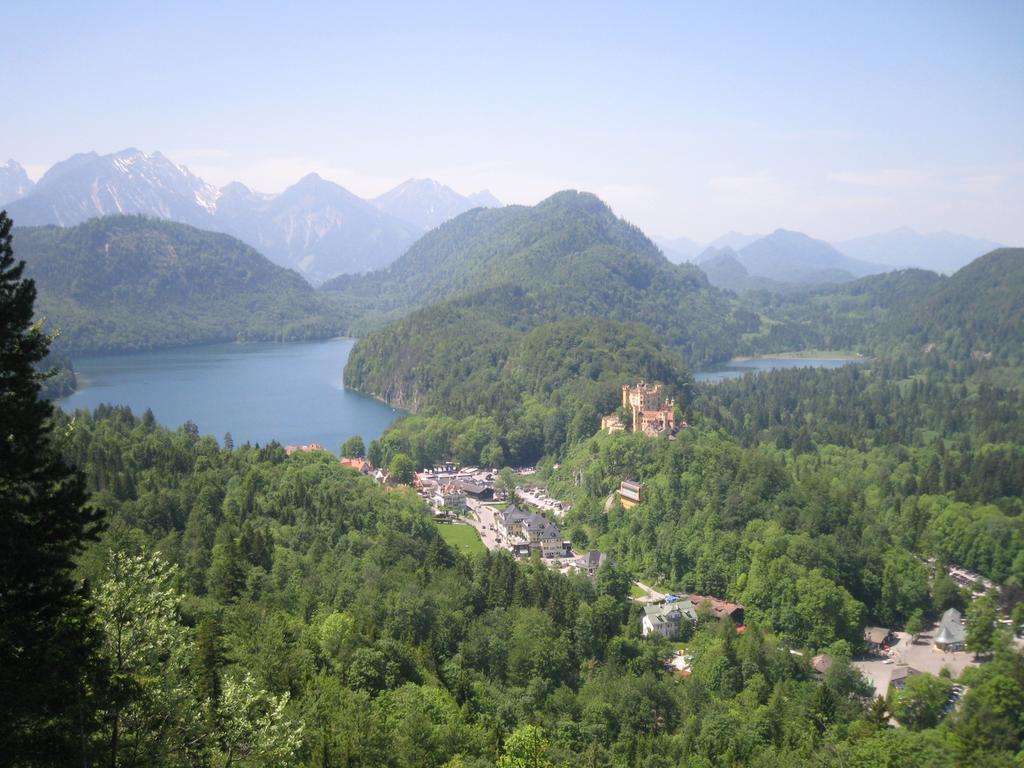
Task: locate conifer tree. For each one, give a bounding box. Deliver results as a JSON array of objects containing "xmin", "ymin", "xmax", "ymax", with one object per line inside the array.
[{"xmin": 0, "ymin": 210, "xmax": 105, "ymax": 764}]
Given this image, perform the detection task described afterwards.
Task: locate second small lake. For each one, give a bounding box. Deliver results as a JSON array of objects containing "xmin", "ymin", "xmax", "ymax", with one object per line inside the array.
[{"xmin": 693, "ymin": 356, "xmax": 860, "ymax": 384}]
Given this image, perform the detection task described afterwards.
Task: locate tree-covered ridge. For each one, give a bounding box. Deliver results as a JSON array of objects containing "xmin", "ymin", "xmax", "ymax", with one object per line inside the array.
[
  {"xmin": 355, "ymin": 317, "xmax": 692, "ymax": 469},
  {"xmin": 13, "ymin": 215, "xmax": 348, "ymax": 354},
  {"xmin": 739, "ymin": 248, "xmax": 1024, "ymax": 365},
  {"xmin": 323, "ymin": 191, "xmax": 749, "ymax": 364}
]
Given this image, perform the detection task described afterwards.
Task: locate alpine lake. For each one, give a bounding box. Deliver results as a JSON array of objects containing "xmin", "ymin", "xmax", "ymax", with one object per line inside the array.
[{"xmin": 59, "ymin": 339, "xmax": 860, "ymax": 449}]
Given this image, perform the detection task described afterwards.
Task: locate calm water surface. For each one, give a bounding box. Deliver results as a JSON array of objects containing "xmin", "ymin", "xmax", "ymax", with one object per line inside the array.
[
  {"xmin": 60, "ymin": 339, "xmax": 401, "ymax": 450},
  {"xmin": 693, "ymin": 356, "xmax": 860, "ymax": 384},
  {"xmin": 60, "ymin": 341, "xmax": 859, "ymax": 447}
]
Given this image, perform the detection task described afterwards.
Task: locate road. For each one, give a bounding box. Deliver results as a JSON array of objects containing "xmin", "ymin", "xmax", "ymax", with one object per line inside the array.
[
  {"xmin": 463, "ymin": 498, "xmax": 505, "ymax": 552},
  {"xmin": 632, "ymin": 581, "xmax": 666, "ymax": 603}
]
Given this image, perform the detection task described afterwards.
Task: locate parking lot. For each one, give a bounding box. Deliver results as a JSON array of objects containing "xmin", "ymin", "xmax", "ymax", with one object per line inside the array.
[
  {"xmin": 516, "ymin": 486, "xmax": 568, "ymax": 517},
  {"xmin": 853, "ymin": 628, "xmax": 979, "ymax": 698}
]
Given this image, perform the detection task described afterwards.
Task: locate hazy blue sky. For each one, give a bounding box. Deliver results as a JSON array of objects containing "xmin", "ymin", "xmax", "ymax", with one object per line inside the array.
[{"xmin": 3, "ymin": 1, "xmax": 1022, "ymax": 242}]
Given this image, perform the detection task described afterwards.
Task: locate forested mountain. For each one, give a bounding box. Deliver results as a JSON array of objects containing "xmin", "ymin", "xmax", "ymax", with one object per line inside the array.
[
  {"xmin": 736, "ymin": 229, "xmax": 886, "ymax": 284},
  {"xmin": 14, "ymin": 216, "xmax": 345, "ymax": 353},
  {"xmin": 372, "ymin": 178, "xmax": 501, "ymax": 230},
  {"xmin": 325, "ymin": 191, "xmax": 750, "ymax": 351},
  {"xmin": 738, "ymin": 248, "xmax": 1024, "ymax": 363},
  {"xmin": 0, "ymin": 159, "xmax": 35, "ymax": 203},
  {"xmin": 835, "ymin": 227, "xmax": 1004, "ymax": 274},
  {"xmin": 213, "ymin": 173, "xmax": 423, "ymax": 283}
]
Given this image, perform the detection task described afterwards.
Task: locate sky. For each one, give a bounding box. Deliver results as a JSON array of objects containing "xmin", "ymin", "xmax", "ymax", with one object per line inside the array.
[{"xmin": 3, "ymin": 0, "xmax": 1023, "ymax": 243}]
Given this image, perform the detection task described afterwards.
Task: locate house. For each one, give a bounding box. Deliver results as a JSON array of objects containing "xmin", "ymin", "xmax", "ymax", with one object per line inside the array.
[
  {"xmin": 496, "ymin": 505, "xmax": 530, "ymax": 539},
  {"xmin": 340, "ymin": 457, "xmax": 373, "ymax": 475},
  {"xmin": 457, "ymin": 480, "xmax": 494, "ymax": 500},
  {"xmin": 889, "ymin": 665, "xmax": 921, "ymax": 691},
  {"xmin": 933, "ymin": 608, "xmax": 966, "ymax": 652},
  {"xmin": 686, "ymin": 594, "xmax": 745, "ymax": 624},
  {"xmin": 642, "ymin": 602, "xmax": 684, "ymax": 640},
  {"xmin": 811, "ymin": 654, "xmax": 834, "ymax": 678},
  {"xmin": 430, "ymin": 487, "xmax": 466, "ymax": 512},
  {"xmin": 618, "ymin": 480, "xmax": 643, "ymax": 508},
  {"xmin": 864, "ymin": 626, "xmax": 892, "ymax": 652},
  {"xmin": 511, "ymin": 543, "xmax": 532, "ymax": 558},
  {"xmin": 574, "ymin": 550, "xmax": 608, "ymax": 579},
  {"xmin": 523, "ymin": 513, "xmax": 564, "ymax": 557}
]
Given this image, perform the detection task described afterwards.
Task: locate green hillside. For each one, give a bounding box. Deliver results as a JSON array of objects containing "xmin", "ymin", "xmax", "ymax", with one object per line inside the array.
[
  {"xmin": 362, "ymin": 317, "xmax": 692, "ymax": 469},
  {"xmin": 326, "ymin": 191, "xmax": 752, "ymax": 366},
  {"xmin": 14, "ymin": 215, "xmax": 347, "ymax": 354}
]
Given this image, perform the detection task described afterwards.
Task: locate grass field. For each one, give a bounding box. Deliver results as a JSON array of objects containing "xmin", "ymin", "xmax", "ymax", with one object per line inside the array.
[
  {"xmin": 434, "ymin": 522, "xmax": 486, "ymax": 556},
  {"xmin": 630, "ymin": 583, "xmax": 648, "ymax": 599}
]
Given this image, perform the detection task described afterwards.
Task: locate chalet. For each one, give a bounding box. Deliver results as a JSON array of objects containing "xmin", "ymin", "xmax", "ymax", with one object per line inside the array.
[
  {"xmin": 686, "ymin": 594, "xmax": 745, "ymax": 625},
  {"xmin": 642, "ymin": 603, "xmax": 684, "ymax": 640},
  {"xmin": 933, "ymin": 608, "xmax": 966, "ymax": 652},
  {"xmin": 864, "ymin": 626, "xmax": 892, "ymax": 652},
  {"xmin": 618, "ymin": 480, "xmax": 643, "ymax": 508}
]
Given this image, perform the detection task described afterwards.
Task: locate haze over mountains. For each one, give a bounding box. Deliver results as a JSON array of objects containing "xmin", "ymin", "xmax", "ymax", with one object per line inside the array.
[
  {"xmin": 2, "ymin": 148, "xmax": 501, "ymax": 283},
  {"xmin": 658, "ymin": 226, "xmax": 1003, "ymax": 282}
]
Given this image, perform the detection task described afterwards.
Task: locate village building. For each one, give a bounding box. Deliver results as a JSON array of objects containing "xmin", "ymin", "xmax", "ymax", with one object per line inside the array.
[
  {"xmin": 340, "ymin": 457, "xmax": 374, "ymax": 475},
  {"xmin": 863, "ymin": 626, "xmax": 892, "ymax": 653},
  {"xmin": 456, "ymin": 480, "xmax": 494, "ymax": 500},
  {"xmin": 642, "ymin": 602, "xmax": 684, "ymax": 640},
  {"xmin": 496, "ymin": 505, "xmax": 530, "ymax": 540},
  {"xmin": 889, "ymin": 665, "xmax": 922, "ymax": 691},
  {"xmin": 933, "ymin": 608, "xmax": 966, "ymax": 652},
  {"xmin": 618, "ymin": 480, "xmax": 643, "ymax": 508},
  {"xmin": 433, "ymin": 483, "xmax": 467, "ymax": 512},
  {"xmin": 573, "ymin": 550, "xmax": 608, "ymax": 579},
  {"xmin": 811, "ymin": 654, "xmax": 834, "ymax": 678},
  {"xmin": 523, "ymin": 513, "xmax": 566, "ymax": 557},
  {"xmin": 687, "ymin": 594, "xmax": 745, "ymax": 624}
]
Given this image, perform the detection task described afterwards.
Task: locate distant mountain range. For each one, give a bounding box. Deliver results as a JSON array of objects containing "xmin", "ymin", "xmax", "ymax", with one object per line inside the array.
[
  {"xmin": 659, "ymin": 226, "xmax": 1003, "ymax": 287},
  {"xmin": 2, "ymin": 149, "xmax": 501, "ymax": 283},
  {"xmin": 0, "ymin": 160, "xmax": 35, "ymax": 203},
  {"xmin": 834, "ymin": 227, "xmax": 1003, "ymax": 274},
  {"xmin": 372, "ymin": 178, "xmax": 501, "ymax": 231}
]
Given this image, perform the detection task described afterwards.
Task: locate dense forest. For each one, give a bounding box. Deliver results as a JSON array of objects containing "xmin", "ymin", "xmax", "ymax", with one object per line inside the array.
[
  {"xmin": 4, "ymin": 200, "xmax": 1023, "ymax": 766},
  {"xmin": 15, "ymin": 215, "xmax": 348, "ymax": 354}
]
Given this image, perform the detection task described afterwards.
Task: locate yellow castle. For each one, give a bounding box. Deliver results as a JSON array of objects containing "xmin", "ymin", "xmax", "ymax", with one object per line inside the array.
[{"xmin": 601, "ymin": 381, "xmax": 677, "ymax": 436}]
